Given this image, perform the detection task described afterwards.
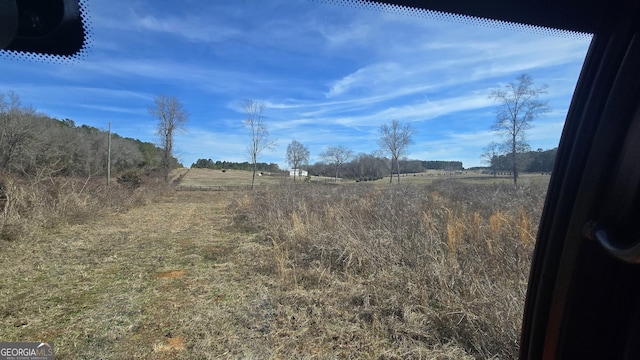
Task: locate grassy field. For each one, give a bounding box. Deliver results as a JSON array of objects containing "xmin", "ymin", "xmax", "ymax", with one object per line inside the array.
[
  {"xmin": 0, "ymin": 171, "xmax": 547, "ymax": 358},
  {"xmin": 178, "ymin": 168, "xmax": 340, "ymax": 189},
  {"xmin": 372, "ymin": 170, "xmax": 551, "ymax": 187},
  {"xmin": 1, "ymin": 191, "xmax": 282, "ymax": 358},
  {"xmin": 179, "ymin": 167, "xmax": 551, "ymax": 188},
  {"xmin": 232, "ymin": 181, "xmax": 545, "ymax": 358},
  {"xmin": 178, "ymin": 168, "xmax": 287, "ymax": 187}
]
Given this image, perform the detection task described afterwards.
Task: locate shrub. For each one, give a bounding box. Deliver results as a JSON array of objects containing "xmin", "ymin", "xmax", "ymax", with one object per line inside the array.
[{"xmin": 117, "ymin": 170, "xmax": 142, "ymax": 188}]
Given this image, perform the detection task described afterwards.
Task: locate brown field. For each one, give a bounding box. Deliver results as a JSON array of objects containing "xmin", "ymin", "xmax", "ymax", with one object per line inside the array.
[
  {"xmin": 178, "ymin": 168, "xmax": 287, "ymax": 187},
  {"xmin": 232, "ymin": 181, "xmax": 544, "ymax": 358},
  {"xmin": 179, "ymin": 168, "xmax": 342, "ymax": 187},
  {"xmin": 0, "ymin": 171, "xmax": 546, "ymax": 358},
  {"xmin": 372, "ymin": 170, "xmax": 551, "ymax": 187},
  {"xmin": 180, "ymin": 167, "xmax": 551, "ymax": 188}
]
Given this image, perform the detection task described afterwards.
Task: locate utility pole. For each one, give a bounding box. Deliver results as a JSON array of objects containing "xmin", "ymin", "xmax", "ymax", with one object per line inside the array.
[{"xmin": 107, "ymin": 122, "xmax": 111, "ymax": 185}]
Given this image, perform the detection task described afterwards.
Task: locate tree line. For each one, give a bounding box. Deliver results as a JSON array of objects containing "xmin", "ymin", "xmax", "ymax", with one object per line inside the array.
[
  {"xmin": 0, "ymin": 91, "xmax": 168, "ymax": 181},
  {"xmin": 307, "ymin": 156, "xmax": 465, "ymax": 181},
  {"xmin": 190, "ymin": 159, "xmax": 281, "ymax": 173},
  {"xmin": 485, "ymin": 148, "xmax": 556, "ymax": 175}
]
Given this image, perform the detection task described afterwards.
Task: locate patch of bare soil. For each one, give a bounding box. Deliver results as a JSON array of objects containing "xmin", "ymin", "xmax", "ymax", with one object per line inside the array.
[{"xmin": 154, "ymin": 270, "xmax": 187, "ymax": 279}]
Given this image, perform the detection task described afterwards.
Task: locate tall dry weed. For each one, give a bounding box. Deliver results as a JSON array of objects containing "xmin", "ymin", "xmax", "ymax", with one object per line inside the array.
[
  {"xmin": 445, "ymin": 208, "xmax": 464, "ymax": 263},
  {"xmin": 231, "ymin": 180, "xmax": 546, "ymax": 358},
  {"xmin": 0, "ymin": 172, "xmax": 169, "ymax": 241}
]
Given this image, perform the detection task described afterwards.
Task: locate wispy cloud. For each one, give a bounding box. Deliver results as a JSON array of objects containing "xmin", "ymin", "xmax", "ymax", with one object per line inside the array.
[
  {"xmin": 0, "ymin": 0, "xmax": 591, "ymax": 169},
  {"xmin": 134, "ymin": 14, "xmax": 240, "ymax": 43}
]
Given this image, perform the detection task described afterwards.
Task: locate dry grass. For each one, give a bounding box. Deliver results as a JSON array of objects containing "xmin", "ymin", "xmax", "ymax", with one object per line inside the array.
[
  {"xmin": 232, "ymin": 180, "xmax": 546, "ymax": 358},
  {"xmin": 373, "ymin": 171, "xmax": 551, "ymax": 187},
  {"xmin": 0, "ymin": 191, "xmax": 281, "ymax": 358},
  {"xmin": 0, "ymin": 174, "xmax": 545, "ymax": 358},
  {"xmin": 179, "ymin": 168, "xmax": 286, "ymax": 187},
  {"xmin": 0, "ymin": 171, "xmax": 171, "ymax": 242}
]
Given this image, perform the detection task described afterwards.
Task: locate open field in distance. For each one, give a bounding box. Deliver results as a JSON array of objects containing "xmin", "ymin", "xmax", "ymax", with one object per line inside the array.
[
  {"xmin": 178, "ymin": 168, "xmax": 285, "ymax": 187},
  {"xmin": 374, "ymin": 171, "xmax": 551, "ymax": 186},
  {"xmin": 180, "ymin": 167, "xmax": 552, "ymax": 188},
  {"xmin": 178, "ymin": 168, "xmax": 337, "ymax": 189}
]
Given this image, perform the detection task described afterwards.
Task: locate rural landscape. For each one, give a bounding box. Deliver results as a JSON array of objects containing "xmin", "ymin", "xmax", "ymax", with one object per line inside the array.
[
  {"xmin": 0, "ymin": 70, "xmax": 554, "ymax": 358},
  {"xmin": 0, "ymin": 0, "xmax": 599, "ymax": 355}
]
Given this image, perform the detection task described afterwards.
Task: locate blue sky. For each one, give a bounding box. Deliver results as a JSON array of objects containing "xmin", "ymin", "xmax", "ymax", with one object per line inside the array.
[{"xmin": 0, "ymin": 0, "xmax": 591, "ymax": 168}]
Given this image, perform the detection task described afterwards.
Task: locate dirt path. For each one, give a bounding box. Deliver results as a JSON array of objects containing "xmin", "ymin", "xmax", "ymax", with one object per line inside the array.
[{"xmin": 0, "ymin": 191, "xmax": 276, "ymax": 359}]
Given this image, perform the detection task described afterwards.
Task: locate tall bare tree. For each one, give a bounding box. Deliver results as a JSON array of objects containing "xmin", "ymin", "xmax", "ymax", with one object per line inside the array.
[
  {"xmin": 241, "ymin": 99, "xmax": 277, "ymax": 189},
  {"xmin": 378, "ymin": 119, "xmax": 416, "ymax": 183},
  {"xmin": 0, "ymin": 91, "xmax": 36, "ymax": 173},
  {"xmin": 489, "ymin": 74, "xmax": 549, "ymax": 187},
  {"xmin": 149, "ymin": 95, "xmax": 189, "ymax": 182},
  {"xmin": 320, "ymin": 145, "xmax": 353, "ymax": 182},
  {"xmin": 286, "ymin": 140, "xmax": 310, "ymax": 182}
]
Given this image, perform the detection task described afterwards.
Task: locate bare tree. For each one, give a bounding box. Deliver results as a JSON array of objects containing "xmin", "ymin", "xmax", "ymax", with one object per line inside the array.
[
  {"xmin": 286, "ymin": 140, "xmax": 310, "ymax": 182},
  {"xmin": 480, "ymin": 141, "xmax": 502, "ymax": 178},
  {"xmin": 378, "ymin": 119, "xmax": 416, "ymax": 183},
  {"xmin": 489, "ymin": 74, "xmax": 549, "ymax": 187},
  {"xmin": 241, "ymin": 99, "xmax": 277, "ymax": 189},
  {"xmin": 320, "ymin": 145, "xmax": 353, "ymax": 182},
  {"xmin": 0, "ymin": 91, "xmax": 36, "ymax": 173},
  {"xmin": 149, "ymin": 95, "xmax": 189, "ymax": 182}
]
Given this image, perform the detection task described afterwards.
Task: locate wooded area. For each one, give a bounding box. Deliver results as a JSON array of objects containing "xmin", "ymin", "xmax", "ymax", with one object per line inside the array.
[
  {"xmin": 0, "ymin": 91, "xmax": 178, "ymax": 241},
  {"xmin": 0, "ymin": 91, "xmax": 170, "ymax": 179}
]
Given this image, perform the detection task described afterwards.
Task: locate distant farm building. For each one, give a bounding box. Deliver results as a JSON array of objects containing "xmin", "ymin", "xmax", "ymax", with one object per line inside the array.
[{"xmin": 289, "ymin": 169, "xmax": 308, "ymax": 177}]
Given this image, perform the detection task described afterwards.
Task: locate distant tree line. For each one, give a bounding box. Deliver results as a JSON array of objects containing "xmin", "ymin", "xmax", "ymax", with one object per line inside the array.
[
  {"xmin": 0, "ymin": 91, "xmax": 168, "ymax": 179},
  {"xmin": 421, "ymin": 160, "xmax": 464, "ymax": 171},
  {"xmin": 306, "ymin": 154, "xmax": 466, "ymax": 181},
  {"xmin": 190, "ymin": 158, "xmax": 281, "ymax": 173},
  {"xmin": 488, "ymin": 148, "xmax": 557, "ymax": 174}
]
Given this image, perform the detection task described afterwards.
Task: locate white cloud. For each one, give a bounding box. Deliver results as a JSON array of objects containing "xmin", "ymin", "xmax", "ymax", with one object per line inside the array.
[
  {"xmin": 314, "ymin": 20, "xmax": 372, "ymax": 48},
  {"xmin": 133, "ymin": 14, "xmax": 240, "ymax": 43},
  {"xmin": 326, "ymin": 62, "xmax": 403, "ymax": 98}
]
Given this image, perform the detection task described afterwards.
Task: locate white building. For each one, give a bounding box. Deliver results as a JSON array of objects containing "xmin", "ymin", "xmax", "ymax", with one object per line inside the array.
[{"xmin": 289, "ymin": 169, "xmax": 308, "ymax": 177}]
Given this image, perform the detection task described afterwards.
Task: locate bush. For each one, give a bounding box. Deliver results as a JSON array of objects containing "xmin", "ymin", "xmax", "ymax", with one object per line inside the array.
[{"xmin": 117, "ymin": 170, "xmax": 142, "ymax": 188}]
